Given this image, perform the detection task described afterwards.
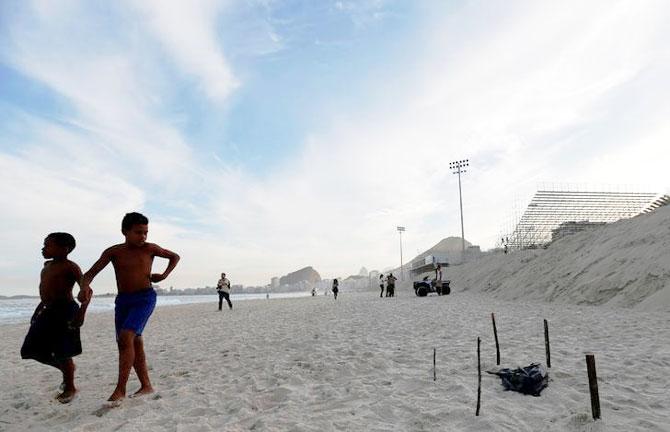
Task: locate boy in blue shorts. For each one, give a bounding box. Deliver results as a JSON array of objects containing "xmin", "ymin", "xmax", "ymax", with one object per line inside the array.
[{"xmin": 82, "ymin": 212, "xmax": 179, "ymax": 401}]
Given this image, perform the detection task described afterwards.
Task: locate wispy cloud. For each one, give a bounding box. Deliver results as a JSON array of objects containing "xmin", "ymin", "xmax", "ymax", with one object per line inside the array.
[
  {"xmin": 0, "ymin": 0, "xmax": 236, "ymax": 291},
  {"xmin": 334, "ymin": 0, "xmax": 389, "ymax": 28},
  {"xmin": 128, "ymin": 0, "xmax": 238, "ymax": 102},
  {"xmin": 1, "ymin": 0, "xmax": 669, "ymax": 295}
]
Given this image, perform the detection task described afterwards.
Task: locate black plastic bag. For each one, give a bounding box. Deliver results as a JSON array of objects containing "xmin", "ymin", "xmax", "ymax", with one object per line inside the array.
[{"xmin": 487, "ymin": 363, "xmax": 549, "ymax": 396}]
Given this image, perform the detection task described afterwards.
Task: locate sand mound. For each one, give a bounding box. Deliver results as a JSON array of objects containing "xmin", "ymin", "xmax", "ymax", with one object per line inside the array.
[{"xmin": 446, "ymin": 205, "xmax": 670, "ymax": 310}]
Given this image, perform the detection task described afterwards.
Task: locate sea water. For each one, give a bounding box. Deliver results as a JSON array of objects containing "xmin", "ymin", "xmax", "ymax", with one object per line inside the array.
[{"xmin": 0, "ymin": 292, "xmax": 311, "ymax": 325}]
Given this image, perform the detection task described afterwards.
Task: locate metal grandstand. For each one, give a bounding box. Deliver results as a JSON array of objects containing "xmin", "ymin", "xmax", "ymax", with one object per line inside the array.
[{"xmin": 502, "ymin": 185, "xmax": 668, "ymax": 250}]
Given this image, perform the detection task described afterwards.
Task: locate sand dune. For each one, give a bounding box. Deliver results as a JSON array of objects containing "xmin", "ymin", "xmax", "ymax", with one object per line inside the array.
[{"xmin": 443, "ymin": 205, "xmax": 670, "ymax": 311}]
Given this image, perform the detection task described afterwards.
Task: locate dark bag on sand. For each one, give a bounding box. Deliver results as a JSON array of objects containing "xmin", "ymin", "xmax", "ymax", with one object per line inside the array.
[{"xmin": 488, "ymin": 363, "xmax": 548, "ymax": 396}]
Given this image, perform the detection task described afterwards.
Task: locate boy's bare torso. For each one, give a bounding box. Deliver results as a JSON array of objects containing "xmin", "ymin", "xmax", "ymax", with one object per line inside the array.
[
  {"xmin": 107, "ymin": 243, "xmax": 157, "ymax": 294},
  {"xmin": 40, "ymin": 260, "xmax": 79, "ymax": 304}
]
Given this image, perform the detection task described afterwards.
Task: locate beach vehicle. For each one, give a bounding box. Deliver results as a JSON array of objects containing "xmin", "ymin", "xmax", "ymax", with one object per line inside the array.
[{"xmin": 413, "ymin": 276, "xmax": 450, "ymax": 297}]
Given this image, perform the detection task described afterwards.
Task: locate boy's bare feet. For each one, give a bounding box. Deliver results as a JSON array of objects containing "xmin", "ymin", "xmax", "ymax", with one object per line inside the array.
[
  {"xmin": 59, "ymin": 362, "xmax": 76, "ymax": 390},
  {"xmin": 107, "ymin": 389, "xmax": 126, "ymax": 402},
  {"xmin": 56, "ymin": 388, "xmax": 77, "ymax": 404},
  {"xmin": 130, "ymin": 386, "xmax": 154, "ymax": 398}
]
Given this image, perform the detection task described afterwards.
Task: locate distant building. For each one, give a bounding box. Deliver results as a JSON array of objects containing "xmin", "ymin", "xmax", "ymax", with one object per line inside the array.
[
  {"xmin": 271, "ymin": 277, "xmax": 279, "ymax": 288},
  {"xmin": 465, "ymin": 245, "xmax": 482, "ymax": 260},
  {"xmin": 411, "ymin": 254, "xmax": 449, "ymax": 276}
]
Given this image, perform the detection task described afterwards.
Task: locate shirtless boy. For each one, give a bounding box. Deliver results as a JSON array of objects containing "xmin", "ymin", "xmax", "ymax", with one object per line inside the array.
[
  {"xmin": 82, "ymin": 212, "xmax": 179, "ymax": 401},
  {"xmin": 21, "ymin": 232, "xmax": 92, "ymax": 404}
]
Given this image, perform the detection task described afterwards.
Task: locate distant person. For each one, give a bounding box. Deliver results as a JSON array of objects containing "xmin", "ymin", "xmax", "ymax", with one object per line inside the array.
[
  {"xmin": 311, "ymin": 287, "xmax": 316, "ymax": 296},
  {"xmin": 386, "ymin": 273, "xmax": 396, "ymax": 297},
  {"xmin": 434, "ymin": 264, "xmax": 444, "ymax": 294},
  {"xmin": 379, "ymin": 274, "xmax": 385, "ymax": 297},
  {"xmin": 21, "ymin": 232, "xmax": 92, "ymax": 404},
  {"xmin": 217, "ymin": 272, "xmax": 232, "ymax": 310},
  {"xmin": 332, "ymin": 278, "xmax": 339, "ymax": 300},
  {"xmin": 82, "ymin": 212, "xmax": 180, "ymax": 402}
]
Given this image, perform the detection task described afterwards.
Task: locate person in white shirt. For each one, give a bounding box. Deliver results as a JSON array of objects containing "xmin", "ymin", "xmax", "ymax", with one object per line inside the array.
[{"xmin": 216, "ymin": 272, "xmax": 232, "ymax": 310}]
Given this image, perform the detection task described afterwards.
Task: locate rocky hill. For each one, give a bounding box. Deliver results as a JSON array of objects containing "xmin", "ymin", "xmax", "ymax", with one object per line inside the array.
[
  {"xmin": 408, "ymin": 236, "xmax": 472, "ymax": 264},
  {"xmin": 279, "ymin": 266, "xmax": 321, "ymax": 286}
]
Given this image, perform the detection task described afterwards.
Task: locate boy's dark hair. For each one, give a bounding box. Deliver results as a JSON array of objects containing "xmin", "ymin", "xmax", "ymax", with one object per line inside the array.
[
  {"xmin": 46, "ymin": 232, "xmax": 76, "ymax": 252},
  {"xmin": 122, "ymin": 212, "xmax": 149, "ymax": 232}
]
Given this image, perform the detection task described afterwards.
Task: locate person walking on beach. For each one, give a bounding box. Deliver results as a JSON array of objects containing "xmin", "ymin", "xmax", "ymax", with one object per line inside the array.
[
  {"xmin": 217, "ymin": 272, "xmax": 232, "ymax": 310},
  {"xmin": 379, "ymin": 274, "xmax": 385, "ymax": 297},
  {"xmin": 332, "ymin": 278, "xmax": 339, "ymax": 299},
  {"xmin": 386, "ymin": 273, "xmax": 396, "ymax": 297},
  {"xmin": 21, "ymin": 233, "xmax": 92, "ymax": 404},
  {"xmin": 82, "ymin": 212, "xmax": 180, "ymax": 402},
  {"xmin": 434, "ymin": 264, "xmax": 444, "ymax": 295}
]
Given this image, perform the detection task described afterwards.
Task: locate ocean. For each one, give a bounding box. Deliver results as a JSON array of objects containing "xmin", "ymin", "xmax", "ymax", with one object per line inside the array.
[{"xmin": 0, "ymin": 292, "xmax": 311, "ymax": 325}]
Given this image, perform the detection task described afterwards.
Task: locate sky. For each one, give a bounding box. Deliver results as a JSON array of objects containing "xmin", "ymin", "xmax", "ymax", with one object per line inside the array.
[{"xmin": 1, "ymin": 0, "xmax": 670, "ymax": 295}]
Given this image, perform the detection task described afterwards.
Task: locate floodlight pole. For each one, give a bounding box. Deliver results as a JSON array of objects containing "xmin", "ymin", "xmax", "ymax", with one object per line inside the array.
[
  {"xmin": 397, "ymin": 226, "xmax": 405, "ymax": 281},
  {"xmin": 450, "ymin": 159, "xmax": 469, "ymax": 259}
]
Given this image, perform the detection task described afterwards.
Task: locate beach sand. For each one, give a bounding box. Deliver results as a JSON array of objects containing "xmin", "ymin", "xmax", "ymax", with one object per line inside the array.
[{"xmin": 2, "ymin": 291, "xmax": 668, "ymax": 431}]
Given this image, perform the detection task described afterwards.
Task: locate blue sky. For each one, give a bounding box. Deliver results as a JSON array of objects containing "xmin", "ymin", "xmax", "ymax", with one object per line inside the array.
[{"xmin": 1, "ymin": 0, "xmax": 670, "ymax": 295}]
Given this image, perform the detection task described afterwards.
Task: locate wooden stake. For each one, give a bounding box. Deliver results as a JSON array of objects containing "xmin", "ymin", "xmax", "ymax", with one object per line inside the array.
[
  {"xmin": 585, "ymin": 354, "xmax": 601, "ymax": 420},
  {"xmin": 491, "ymin": 313, "xmax": 500, "ymax": 365},
  {"xmin": 544, "ymin": 319, "xmax": 551, "ymax": 368},
  {"xmin": 476, "ymin": 337, "xmax": 482, "ymax": 416},
  {"xmin": 433, "ymin": 348, "xmax": 436, "ymax": 381}
]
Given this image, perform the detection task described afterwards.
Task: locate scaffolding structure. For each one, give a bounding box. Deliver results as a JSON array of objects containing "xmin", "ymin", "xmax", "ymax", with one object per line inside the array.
[
  {"xmin": 643, "ymin": 194, "xmax": 670, "ymax": 213},
  {"xmin": 502, "ymin": 186, "xmax": 664, "ymax": 250}
]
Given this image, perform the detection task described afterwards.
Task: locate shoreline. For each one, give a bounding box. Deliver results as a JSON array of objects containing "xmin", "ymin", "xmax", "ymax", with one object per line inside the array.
[{"xmin": 0, "ymin": 291, "xmax": 314, "ymax": 326}]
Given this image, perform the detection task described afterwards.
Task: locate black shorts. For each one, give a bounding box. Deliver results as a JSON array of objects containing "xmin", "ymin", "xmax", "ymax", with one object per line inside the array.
[{"xmin": 21, "ymin": 301, "xmax": 82, "ymax": 365}]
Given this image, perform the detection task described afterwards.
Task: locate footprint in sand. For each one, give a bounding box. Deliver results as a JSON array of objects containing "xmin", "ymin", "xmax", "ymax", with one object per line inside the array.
[
  {"xmin": 11, "ymin": 401, "xmax": 29, "ymax": 410},
  {"xmin": 92, "ymin": 401, "xmax": 122, "ymax": 417}
]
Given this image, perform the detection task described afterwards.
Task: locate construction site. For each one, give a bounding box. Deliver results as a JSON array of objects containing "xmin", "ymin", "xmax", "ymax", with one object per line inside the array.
[{"xmin": 500, "ymin": 184, "xmax": 669, "ymax": 251}]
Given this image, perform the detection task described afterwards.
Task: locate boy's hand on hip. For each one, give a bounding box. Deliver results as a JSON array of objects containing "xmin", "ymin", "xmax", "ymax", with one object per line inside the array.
[{"xmin": 151, "ymin": 273, "xmax": 166, "ymax": 282}]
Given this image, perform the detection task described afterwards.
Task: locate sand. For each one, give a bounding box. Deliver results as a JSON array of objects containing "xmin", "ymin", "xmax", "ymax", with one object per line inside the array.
[
  {"xmin": 2, "ymin": 291, "xmax": 668, "ymax": 431},
  {"xmin": 443, "ymin": 205, "xmax": 670, "ymax": 311}
]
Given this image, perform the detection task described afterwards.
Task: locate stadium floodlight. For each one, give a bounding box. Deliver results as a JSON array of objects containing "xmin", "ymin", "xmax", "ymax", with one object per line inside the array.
[
  {"xmin": 397, "ymin": 226, "xmax": 405, "ymax": 281},
  {"xmin": 449, "ymin": 159, "xmax": 469, "ymax": 259}
]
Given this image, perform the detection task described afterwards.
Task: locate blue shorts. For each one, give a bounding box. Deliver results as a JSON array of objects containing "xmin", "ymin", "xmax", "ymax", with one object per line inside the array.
[{"xmin": 115, "ymin": 288, "xmax": 156, "ymax": 337}]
